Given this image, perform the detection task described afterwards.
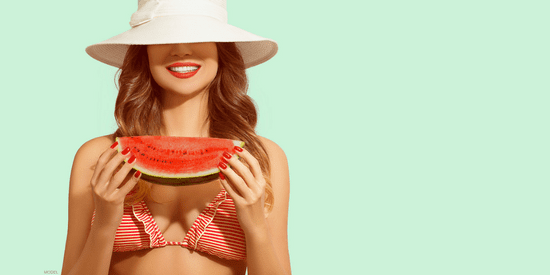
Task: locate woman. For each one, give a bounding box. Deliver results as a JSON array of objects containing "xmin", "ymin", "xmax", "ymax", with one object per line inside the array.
[{"xmin": 61, "ymin": 1, "xmax": 290, "ymax": 275}]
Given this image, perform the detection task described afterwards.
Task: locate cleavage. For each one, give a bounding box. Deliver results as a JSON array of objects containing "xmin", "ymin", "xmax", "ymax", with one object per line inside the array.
[{"xmin": 143, "ymin": 180, "xmax": 222, "ymax": 240}]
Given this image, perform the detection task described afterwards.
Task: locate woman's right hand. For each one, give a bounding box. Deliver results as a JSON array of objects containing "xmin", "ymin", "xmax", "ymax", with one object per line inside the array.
[{"xmin": 90, "ymin": 142, "xmax": 141, "ymax": 229}]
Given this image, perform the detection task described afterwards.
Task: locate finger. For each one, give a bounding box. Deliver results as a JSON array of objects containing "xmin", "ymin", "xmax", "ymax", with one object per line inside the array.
[
  {"xmin": 218, "ymin": 162, "xmax": 253, "ymax": 199},
  {"xmin": 222, "ymin": 151, "xmax": 256, "ymax": 189},
  {"xmin": 219, "ymin": 172, "xmax": 244, "ymax": 204},
  {"xmin": 91, "ymin": 141, "xmax": 119, "ymax": 187},
  {"xmin": 96, "ymin": 146, "xmax": 133, "ymax": 187},
  {"xmin": 228, "ymin": 147, "xmax": 265, "ymax": 194},
  {"xmin": 107, "ymin": 154, "xmax": 138, "ymax": 194},
  {"xmin": 233, "ymin": 147, "xmax": 263, "ymax": 182},
  {"xmin": 115, "ymin": 170, "xmax": 142, "ymax": 197}
]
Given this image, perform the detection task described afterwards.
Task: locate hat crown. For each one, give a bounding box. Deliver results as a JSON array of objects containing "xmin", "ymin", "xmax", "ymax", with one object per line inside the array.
[{"xmin": 130, "ymin": 0, "xmax": 228, "ymax": 28}]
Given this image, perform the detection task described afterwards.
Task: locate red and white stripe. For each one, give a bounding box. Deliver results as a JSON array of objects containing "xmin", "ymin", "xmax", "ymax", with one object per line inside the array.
[{"xmin": 90, "ymin": 189, "xmax": 246, "ymax": 261}]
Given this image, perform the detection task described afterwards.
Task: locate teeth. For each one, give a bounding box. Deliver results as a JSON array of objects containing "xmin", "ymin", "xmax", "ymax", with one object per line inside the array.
[{"xmin": 168, "ymin": 66, "xmax": 199, "ymax": 73}]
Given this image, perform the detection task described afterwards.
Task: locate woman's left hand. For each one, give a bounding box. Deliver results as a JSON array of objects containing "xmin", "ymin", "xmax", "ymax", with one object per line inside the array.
[{"xmin": 218, "ymin": 146, "xmax": 268, "ymax": 234}]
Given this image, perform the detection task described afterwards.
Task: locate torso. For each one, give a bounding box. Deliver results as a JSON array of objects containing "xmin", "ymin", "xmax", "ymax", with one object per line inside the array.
[{"xmin": 108, "ymin": 179, "xmax": 247, "ymax": 275}]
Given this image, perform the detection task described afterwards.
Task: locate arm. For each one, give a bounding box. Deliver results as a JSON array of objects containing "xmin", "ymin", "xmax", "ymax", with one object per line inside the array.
[
  {"xmin": 244, "ymin": 137, "xmax": 291, "ymax": 275},
  {"xmin": 219, "ymin": 136, "xmax": 291, "ymax": 275},
  {"xmin": 61, "ymin": 136, "xmax": 140, "ymax": 275}
]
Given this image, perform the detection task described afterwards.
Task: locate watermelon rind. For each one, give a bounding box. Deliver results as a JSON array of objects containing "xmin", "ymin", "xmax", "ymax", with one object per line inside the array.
[
  {"xmin": 137, "ymin": 170, "xmax": 222, "ymax": 186},
  {"xmin": 115, "ymin": 137, "xmax": 245, "ymax": 186}
]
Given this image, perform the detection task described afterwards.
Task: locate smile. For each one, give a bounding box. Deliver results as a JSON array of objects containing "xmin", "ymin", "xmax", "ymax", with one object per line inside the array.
[
  {"xmin": 166, "ymin": 62, "xmax": 201, "ymax": 79},
  {"xmin": 168, "ymin": 66, "xmax": 199, "ymax": 73}
]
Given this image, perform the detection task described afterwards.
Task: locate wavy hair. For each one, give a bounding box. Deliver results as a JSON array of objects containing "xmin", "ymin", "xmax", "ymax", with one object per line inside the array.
[{"xmin": 111, "ymin": 43, "xmax": 273, "ymax": 212}]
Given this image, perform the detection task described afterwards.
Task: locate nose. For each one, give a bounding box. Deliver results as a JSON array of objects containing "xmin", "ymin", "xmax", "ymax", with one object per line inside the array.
[{"xmin": 169, "ymin": 43, "xmax": 194, "ymax": 57}]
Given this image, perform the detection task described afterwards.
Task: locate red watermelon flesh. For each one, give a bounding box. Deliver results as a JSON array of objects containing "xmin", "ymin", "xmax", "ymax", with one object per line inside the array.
[{"xmin": 116, "ymin": 136, "xmax": 244, "ymax": 186}]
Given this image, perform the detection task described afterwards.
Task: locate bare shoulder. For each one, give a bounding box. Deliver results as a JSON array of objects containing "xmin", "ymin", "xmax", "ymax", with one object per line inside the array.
[
  {"xmin": 68, "ymin": 134, "xmax": 116, "ymax": 218},
  {"xmin": 257, "ymin": 136, "xmax": 288, "ymax": 166},
  {"xmin": 69, "ymin": 134, "xmax": 116, "ymax": 206},
  {"xmin": 74, "ymin": 135, "xmax": 115, "ymax": 164},
  {"xmin": 257, "ymin": 135, "xmax": 289, "ymax": 192},
  {"xmin": 69, "ymin": 134, "xmax": 117, "ymax": 194}
]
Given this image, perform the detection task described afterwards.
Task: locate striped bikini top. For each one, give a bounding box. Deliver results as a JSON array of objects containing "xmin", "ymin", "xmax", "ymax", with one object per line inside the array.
[{"xmin": 90, "ymin": 188, "xmax": 246, "ymax": 261}]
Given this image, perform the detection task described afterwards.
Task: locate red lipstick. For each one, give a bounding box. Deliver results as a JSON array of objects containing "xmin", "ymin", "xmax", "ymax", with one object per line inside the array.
[{"xmin": 166, "ymin": 62, "xmax": 201, "ymax": 79}]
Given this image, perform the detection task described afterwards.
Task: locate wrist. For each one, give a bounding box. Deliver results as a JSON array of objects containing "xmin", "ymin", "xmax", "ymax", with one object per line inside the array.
[
  {"xmin": 90, "ymin": 220, "xmax": 120, "ymax": 236},
  {"xmin": 243, "ymin": 221, "xmax": 270, "ymax": 241}
]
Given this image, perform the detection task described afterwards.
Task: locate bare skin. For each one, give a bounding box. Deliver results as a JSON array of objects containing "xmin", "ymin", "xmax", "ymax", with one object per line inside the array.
[{"xmin": 61, "ymin": 43, "xmax": 291, "ymax": 275}]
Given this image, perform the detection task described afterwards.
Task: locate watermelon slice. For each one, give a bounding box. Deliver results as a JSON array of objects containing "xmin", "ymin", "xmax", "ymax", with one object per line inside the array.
[{"xmin": 115, "ymin": 136, "xmax": 244, "ymax": 186}]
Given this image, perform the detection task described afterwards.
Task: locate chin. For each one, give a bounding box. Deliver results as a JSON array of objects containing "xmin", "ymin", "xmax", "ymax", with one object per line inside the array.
[{"xmin": 164, "ymin": 85, "xmax": 210, "ymax": 98}]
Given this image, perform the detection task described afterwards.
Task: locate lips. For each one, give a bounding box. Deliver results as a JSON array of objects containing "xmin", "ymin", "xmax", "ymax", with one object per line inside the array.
[{"xmin": 166, "ymin": 62, "xmax": 201, "ymax": 79}]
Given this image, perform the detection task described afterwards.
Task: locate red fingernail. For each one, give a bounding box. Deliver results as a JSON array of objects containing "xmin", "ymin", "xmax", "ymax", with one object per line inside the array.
[
  {"xmin": 220, "ymin": 157, "xmax": 229, "ymax": 164},
  {"xmin": 128, "ymin": 155, "xmax": 136, "ymax": 164},
  {"xmin": 223, "ymin": 151, "xmax": 232, "ymax": 159},
  {"xmin": 234, "ymin": 146, "xmax": 243, "ymax": 152},
  {"xmin": 219, "ymin": 172, "xmax": 225, "ymax": 180},
  {"xmin": 121, "ymin": 147, "xmax": 131, "ymax": 155},
  {"xmin": 218, "ymin": 162, "xmax": 227, "ymax": 170},
  {"xmin": 110, "ymin": 141, "xmax": 118, "ymax": 149},
  {"xmin": 134, "ymin": 171, "xmax": 141, "ymax": 178}
]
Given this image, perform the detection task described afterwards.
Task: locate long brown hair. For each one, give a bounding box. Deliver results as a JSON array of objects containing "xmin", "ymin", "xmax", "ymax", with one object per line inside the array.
[{"xmin": 112, "ymin": 43, "xmax": 273, "ymax": 211}]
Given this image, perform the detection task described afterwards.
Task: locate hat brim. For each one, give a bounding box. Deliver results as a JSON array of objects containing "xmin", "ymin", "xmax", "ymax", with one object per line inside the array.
[{"xmin": 85, "ymin": 15, "xmax": 278, "ymax": 68}]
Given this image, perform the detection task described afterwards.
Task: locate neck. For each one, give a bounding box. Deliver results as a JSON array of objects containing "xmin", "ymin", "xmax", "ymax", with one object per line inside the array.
[{"xmin": 160, "ymin": 90, "xmax": 210, "ymax": 137}]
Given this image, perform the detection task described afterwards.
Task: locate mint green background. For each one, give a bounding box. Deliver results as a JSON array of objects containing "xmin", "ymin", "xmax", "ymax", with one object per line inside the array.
[{"xmin": 2, "ymin": 0, "xmax": 549, "ymax": 274}]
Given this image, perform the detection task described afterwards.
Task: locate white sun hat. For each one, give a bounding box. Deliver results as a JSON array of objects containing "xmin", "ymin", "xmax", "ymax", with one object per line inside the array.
[{"xmin": 85, "ymin": 0, "xmax": 278, "ymax": 68}]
